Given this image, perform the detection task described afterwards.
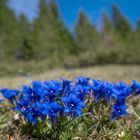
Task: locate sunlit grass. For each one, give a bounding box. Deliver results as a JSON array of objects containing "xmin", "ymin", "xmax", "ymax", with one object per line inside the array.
[{"xmin": 1, "ymin": 65, "xmax": 140, "ymax": 88}]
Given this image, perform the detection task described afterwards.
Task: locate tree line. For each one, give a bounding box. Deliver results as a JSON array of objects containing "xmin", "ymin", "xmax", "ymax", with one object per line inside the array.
[{"xmin": 0, "ymin": 0, "xmax": 140, "ymax": 69}]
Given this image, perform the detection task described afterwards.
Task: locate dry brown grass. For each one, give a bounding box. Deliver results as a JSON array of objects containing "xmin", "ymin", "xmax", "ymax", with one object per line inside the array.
[{"xmin": 0, "ymin": 65, "xmax": 140, "ymax": 89}]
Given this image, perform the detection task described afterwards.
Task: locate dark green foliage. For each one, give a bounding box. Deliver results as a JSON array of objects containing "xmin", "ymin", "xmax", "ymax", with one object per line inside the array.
[
  {"xmin": 102, "ymin": 12, "xmax": 113, "ymax": 33},
  {"xmin": 0, "ymin": 1, "xmax": 140, "ymax": 73},
  {"xmin": 32, "ymin": 0, "xmax": 77, "ymax": 67},
  {"xmin": 112, "ymin": 4, "xmax": 132, "ymax": 40},
  {"xmin": 0, "ymin": 0, "xmax": 18, "ymax": 61},
  {"xmin": 15, "ymin": 15, "xmax": 35, "ymax": 61},
  {"xmin": 75, "ymin": 11, "xmax": 100, "ymax": 52}
]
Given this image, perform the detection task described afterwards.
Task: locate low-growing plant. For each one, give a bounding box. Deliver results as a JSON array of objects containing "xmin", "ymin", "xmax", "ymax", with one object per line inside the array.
[{"xmin": 0, "ymin": 76, "xmax": 140, "ymax": 139}]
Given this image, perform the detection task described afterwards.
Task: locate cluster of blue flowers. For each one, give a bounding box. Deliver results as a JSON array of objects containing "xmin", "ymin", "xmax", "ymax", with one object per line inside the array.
[{"xmin": 0, "ymin": 77, "xmax": 140, "ymax": 124}]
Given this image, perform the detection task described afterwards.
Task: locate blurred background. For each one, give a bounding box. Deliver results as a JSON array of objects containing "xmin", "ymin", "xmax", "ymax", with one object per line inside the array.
[{"xmin": 0, "ymin": 0, "xmax": 140, "ymax": 77}]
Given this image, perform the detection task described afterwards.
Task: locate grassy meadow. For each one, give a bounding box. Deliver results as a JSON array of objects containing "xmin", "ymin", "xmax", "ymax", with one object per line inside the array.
[
  {"xmin": 0, "ymin": 65, "xmax": 140, "ymax": 140},
  {"xmin": 1, "ymin": 0, "xmax": 140, "ymax": 139},
  {"xmin": 0, "ymin": 65, "xmax": 140, "ymax": 88}
]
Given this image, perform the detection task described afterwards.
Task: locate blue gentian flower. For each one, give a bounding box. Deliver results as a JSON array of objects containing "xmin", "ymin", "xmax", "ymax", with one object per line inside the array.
[
  {"xmin": 101, "ymin": 82, "xmax": 118, "ymax": 102},
  {"xmin": 26, "ymin": 104, "xmax": 40, "ymax": 124},
  {"xmin": 61, "ymin": 78, "xmax": 72, "ymax": 93},
  {"xmin": 2, "ymin": 77, "xmax": 140, "ymax": 123},
  {"xmin": 75, "ymin": 76, "xmax": 90, "ymax": 86},
  {"xmin": 110, "ymin": 104, "xmax": 129, "ymax": 120},
  {"xmin": 31, "ymin": 81, "xmax": 48, "ymax": 101},
  {"xmin": 15, "ymin": 98, "xmax": 31, "ymax": 114},
  {"xmin": 92, "ymin": 80, "xmax": 104, "ymax": 102},
  {"xmin": 114, "ymin": 97, "xmax": 126, "ymax": 106},
  {"xmin": 0, "ymin": 89, "xmax": 20, "ymax": 102},
  {"xmin": 43, "ymin": 80, "xmax": 62, "ymax": 101},
  {"xmin": 22, "ymin": 85, "xmax": 32, "ymax": 95},
  {"xmin": 115, "ymin": 82, "xmax": 132, "ymax": 98},
  {"xmin": 71, "ymin": 85, "xmax": 90, "ymax": 101},
  {"xmin": 62, "ymin": 95, "xmax": 85, "ymax": 118},
  {"xmin": 21, "ymin": 85, "xmax": 32, "ymax": 99},
  {"xmin": 42, "ymin": 102, "xmax": 62, "ymax": 123},
  {"xmin": 92, "ymin": 80, "xmax": 116, "ymax": 103},
  {"xmin": 131, "ymin": 80, "xmax": 140, "ymax": 95}
]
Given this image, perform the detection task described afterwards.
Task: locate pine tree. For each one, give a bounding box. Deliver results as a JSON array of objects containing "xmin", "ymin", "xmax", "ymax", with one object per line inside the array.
[
  {"xmin": 102, "ymin": 11, "xmax": 113, "ymax": 33},
  {"xmin": 0, "ymin": 0, "xmax": 6, "ymax": 59},
  {"xmin": 49, "ymin": 0, "xmax": 59, "ymax": 20},
  {"xmin": 15, "ymin": 15, "xmax": 34, "ymax": 61},
  {"xmin": 112, "ymin": 4, "xmax": 132, "ymax": 40},
  {"xmin": 101, "ymin": 11, "xmax": 116, "ymax": 46},
  {"xmin": 33, "ymin": 0, "xmax": 77, "ymax": 64},
  {"xmin": 75, "ymin": 11, "xmax": 99, "ymax": 52},
  {"xmin": 33, "ymin": 0, "xmax": 54, "ymax": 59},
  {"xmin": 49, "ymin": 0, "xmax": 77, "ymax": 54},
  {"xmin": 0, "ymin": 0, "xmax": 18, "ymax": 61},
  {"xmin": 136, "ymin": 20, "xmax": 140, "ymax": 33},
  {"xmin": 133, "ymin": 20, "xmax": 140, "ymax": 45}
]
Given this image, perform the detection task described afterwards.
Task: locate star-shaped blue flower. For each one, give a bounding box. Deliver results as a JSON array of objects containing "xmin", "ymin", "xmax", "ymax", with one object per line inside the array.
[{"xmin": 62, "ymin": 95, "xmax": 85, "ymax": 118}]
